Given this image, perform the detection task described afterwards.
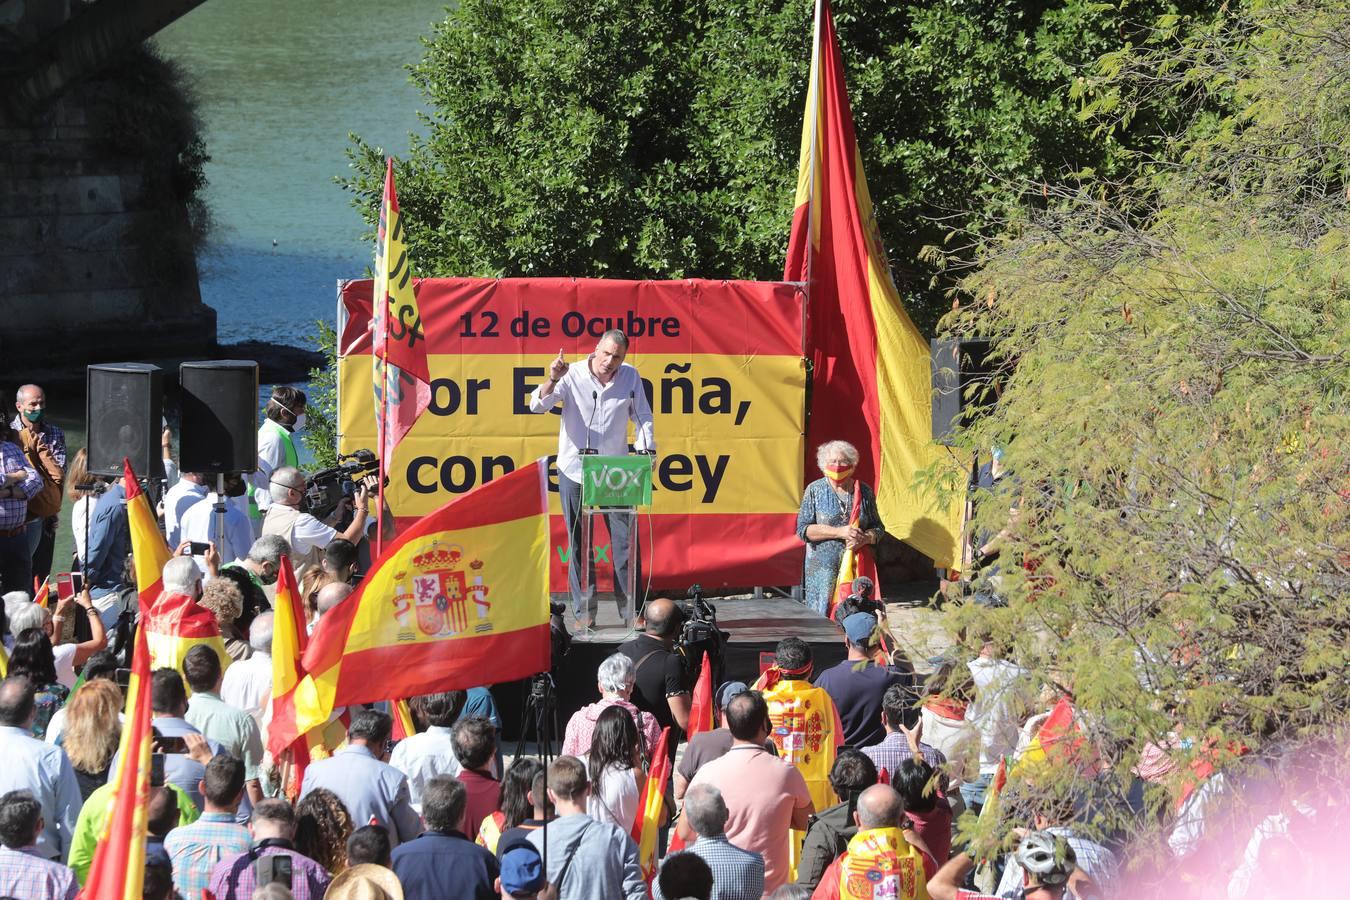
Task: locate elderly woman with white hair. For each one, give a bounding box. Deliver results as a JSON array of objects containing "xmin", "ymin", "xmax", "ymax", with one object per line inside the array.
[
  {"xmin": 796, "ymin": 440, "xmax": 886, "ymax": 616},
  {"xmin": 561, "ymin": 652, "xmax": 663, "ymax": 760},
  {"xmin": 9, "ymin": 588, "xmax": 107, "ymax": 688}
]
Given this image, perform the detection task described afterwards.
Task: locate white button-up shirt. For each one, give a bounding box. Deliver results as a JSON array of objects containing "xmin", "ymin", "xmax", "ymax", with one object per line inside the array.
[
  {"xmin": 529, "ymin": 358, "xmax": 655, "ymax": 482},
  {"xmin": 388, "ymin": 724, "xmax": 462, "ymax": 813}
]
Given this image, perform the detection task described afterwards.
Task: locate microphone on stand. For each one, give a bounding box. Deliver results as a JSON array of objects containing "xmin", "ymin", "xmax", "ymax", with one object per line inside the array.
[{"xmin": 582, "ymin": 390, "xmax": 599, "ymax": 456}]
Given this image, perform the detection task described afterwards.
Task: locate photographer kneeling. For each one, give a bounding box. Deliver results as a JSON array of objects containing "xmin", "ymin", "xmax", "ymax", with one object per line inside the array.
[
  {"xmin": 618, "ymin": 598, "xmax": 691, "ymax": 744},
  {"xmin": 262, "ymin": 466, "xmax": 370, "ymax": 583}
]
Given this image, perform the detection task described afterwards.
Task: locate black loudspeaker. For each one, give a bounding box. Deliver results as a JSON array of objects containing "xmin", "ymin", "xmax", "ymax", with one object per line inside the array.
[
  {"xmin": 179, "ymin": 361, "xmax": 260, "ymax": 474},
  {"xmin": 931, "ymin": 338, "xmax": 995, "ymax": 444},
  {"xmin": 87, "ymin": 363, "xmax": 164, "ymax": 478}
]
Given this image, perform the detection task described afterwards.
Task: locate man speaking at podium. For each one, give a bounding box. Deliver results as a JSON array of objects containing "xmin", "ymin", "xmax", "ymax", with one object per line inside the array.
[{"xmin": 529, "ymin": 329, "xmax": 655, "ymax": 631}]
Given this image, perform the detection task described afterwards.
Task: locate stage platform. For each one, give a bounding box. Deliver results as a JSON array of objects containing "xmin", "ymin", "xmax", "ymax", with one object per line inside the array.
[{"xmin": 494, "ymin": 594, "xmax": 847, "ymax": 741}]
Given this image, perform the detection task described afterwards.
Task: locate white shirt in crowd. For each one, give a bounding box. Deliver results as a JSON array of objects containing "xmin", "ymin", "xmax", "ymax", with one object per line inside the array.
[
  {"xmin": 577, "ymin": 754, "xmax": 640, "ymax": 833},
  {"xmin": 162, "ymin": 478, "xmax": 207, "ymax": 547},
  {"xmin": 70, "ymin": 495, "xmax": 94, "ymax": 566},
  {"xmin": 966, "ymin": 655, "xmax": 1031, "ymax": 775},
  {"xmin": 388, "ymin": 724, "xmax": 462, "ymax": 814},
  {"xmin": 179, "ymin": 492, "xmax": 254, "ymax": 571},
  {"xmin": 53, "ymin": 644, "xmax": 77, "ymax": 690},
  {"xmin": 528, "ymin": 359, "xmax": 655, "ymax": 483},
  {"xmin": 220, "ymin": 651, "xmax": 273, "ymax": 741},
  {"xmin": 252, "ymin": 421, "xmax": 291, "ymax": 517}
]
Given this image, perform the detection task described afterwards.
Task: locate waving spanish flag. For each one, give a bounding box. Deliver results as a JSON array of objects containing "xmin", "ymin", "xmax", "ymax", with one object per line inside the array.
[
  {"xmin": 268, "ymin": 555, "xmax": 342, "ymax": 798},
  {"xmin": 124, "ymin": 459, "xmax": 172, "ymax": 614},
  {"xmin": 81, "ymin": 624, "xmax": 153, "ymax": 899},
  {"xmin": 785, "ymin": 0, "xmax": 963, "ymax": 568},
  {"xmin": 631, "ymin": 726, "xmax": 672, "ymax": 884},
  {"xmin": 284, "ymin": 460, "xmax": 552, "ymax": 739},
  {"xmin": 141, "ymin": 589, "xmax": 230, "ymax": 680}
]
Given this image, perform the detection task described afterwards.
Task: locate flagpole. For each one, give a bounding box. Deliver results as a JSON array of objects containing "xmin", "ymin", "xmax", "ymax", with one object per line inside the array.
[{"xmin": 376, "ymin": 157, "xmax": 392, "ymax": 559}]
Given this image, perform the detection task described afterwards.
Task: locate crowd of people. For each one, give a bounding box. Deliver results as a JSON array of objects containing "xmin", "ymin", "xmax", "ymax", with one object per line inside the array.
[{"xmin": 0, "ymin": 366, "xmax": 1318, "ymax": 900}]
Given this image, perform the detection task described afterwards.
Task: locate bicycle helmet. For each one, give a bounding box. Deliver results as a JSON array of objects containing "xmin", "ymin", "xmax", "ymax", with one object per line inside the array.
[{"xmin": 1015, "ymin": 831, "xmax": 1077, "ymax": 889}]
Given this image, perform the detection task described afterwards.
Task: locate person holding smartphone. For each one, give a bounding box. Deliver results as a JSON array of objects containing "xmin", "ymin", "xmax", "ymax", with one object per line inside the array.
[{"xmin": 207, "ymin": 799, "xmax": 333, "ymax": 900}]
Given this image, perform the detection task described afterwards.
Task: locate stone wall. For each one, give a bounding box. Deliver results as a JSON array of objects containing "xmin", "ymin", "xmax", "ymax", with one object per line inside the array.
[{"xmin": 0, "ymin": 43, "xmax": 216, "ymax": 369}]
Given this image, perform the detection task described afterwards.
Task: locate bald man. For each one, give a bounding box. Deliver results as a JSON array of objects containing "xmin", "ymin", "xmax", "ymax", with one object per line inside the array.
[
  {"xmin": 617, "ymin": 598, "xmax": 691, "ymax": 737},
  {"xmin": 812, "ymin": 784, "xmax": 932, "ymax": 900},
  {"xmin": 12, "ymin": 383, "xmax": 65, "ymax": 583},
  {"xmin": 315, "ymin": 582, "xmax": 353, "ymax": 619}
]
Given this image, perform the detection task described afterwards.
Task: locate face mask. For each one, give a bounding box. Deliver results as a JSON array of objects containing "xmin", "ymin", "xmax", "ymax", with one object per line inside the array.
[
  {"xmin": 21, "ymin": 409, "xmax": 42, "ymax": 423},
  {"xmin": 292, "ymin": 413, "xmax": 307, "ymax": 432},
  {"xmin": 260, "ymin": 566, "xmax": 278, "ymax": 586},
  {"xmin": 823, "ymin": 464, "xmax": 855, "ymax": 483}
]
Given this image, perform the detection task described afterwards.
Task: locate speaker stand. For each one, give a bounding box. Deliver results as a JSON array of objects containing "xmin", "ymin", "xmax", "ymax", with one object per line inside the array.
[{"xmin": 214, "ymin": 473, "xmax": 228, "ymax": 564}]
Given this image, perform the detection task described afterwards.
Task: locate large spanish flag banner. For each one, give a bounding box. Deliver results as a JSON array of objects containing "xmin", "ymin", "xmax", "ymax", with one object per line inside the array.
[
  {"xmin": 124, "ymin": 459, "xmax": 172, "ymax": 613},
  {"xmin": 337, "ymin": 277, "xmax": 805, "ymax": 590},
  {"xmin": 289, "ymin": 459, "xmax": 552, "ymax": 736},
  {"xmin": 784, "ymin": 0, "xmax": 963, "ymax": 568},
  {"xmin": 81, "ymin": 626, "xmax": 153, "ymax": 900},
  {"xmin": 142, "ymin": 590, "xmax": 230, "ymax": 679}
]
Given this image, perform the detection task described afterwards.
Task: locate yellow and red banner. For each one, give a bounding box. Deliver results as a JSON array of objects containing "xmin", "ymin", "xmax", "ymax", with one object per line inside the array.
[
  {"xmin": 784, "ymin": 0, "xmax": 964, "ymax": 568},
  {"xmin": 286, "ymin": 459, "xmax": 552, "ymax": 738},
  {"xmin": 81, "ymin": 624, "xmax": 153, "ymax": 900},
  {"xmin": 371, "ymin": 156, "xmax": 431, "ymax": 466},
  {"xmin": 142, "ymin": 590, "xmax": 230, "ymax": 681},
  {"xmin": 631, "ymin": 726, "xmax": 672, "ymax": 883},
  {"xmin": 338, "ymin": 277, "xmax": 805, "ymax": 589},
  {"xmin": 124, "ymin": 459, "xmax": 171, "ymax": 614}
]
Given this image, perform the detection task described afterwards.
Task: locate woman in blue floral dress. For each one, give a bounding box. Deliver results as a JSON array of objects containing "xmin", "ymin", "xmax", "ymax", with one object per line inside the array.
[{"xmin": 795, "ymin": 440, "xmax": 885, "ymax": 616}]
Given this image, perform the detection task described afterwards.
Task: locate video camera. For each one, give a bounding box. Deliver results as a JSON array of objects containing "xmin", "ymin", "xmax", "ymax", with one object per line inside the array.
[
  {"xmin": 304, "ymin": 449, "xmax": 381, "ymax": 522},
  {"xmin": 830, "ymin": 575, "xmax": 884, "ymax": 625},
  {"xmin": 675, "ymin": 583, "xmax": 728, "ymax": 683}
]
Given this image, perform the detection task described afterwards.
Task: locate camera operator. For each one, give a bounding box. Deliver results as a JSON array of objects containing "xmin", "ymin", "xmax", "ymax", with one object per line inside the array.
[
  {"xmin": 261, "ymin": 466, "xmax": 370, "ymax": 583},
  {"xmin": 618, "ymin": 598, "xmax": 691, "ymax": 742}
]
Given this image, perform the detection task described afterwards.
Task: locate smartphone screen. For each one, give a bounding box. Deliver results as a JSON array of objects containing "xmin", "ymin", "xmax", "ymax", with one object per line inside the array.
[
  {"xmin": 70, "ymin": 572, "xmax": 83, "ymax": 594},
  {"xmin": 256, "ymin": 855, "xmax": 293, "ymax": 889},
  {"xmin": 150, "ymin": 753, "xmax": 165, "ymax": 787},
  {"xmin": 189, "ymin": 541, "xmax": 211, "ymax": 555},
  {"xmin": 156, "ymin": 735, "xmax": 189, "ymax": 755},
  {"xmin": 114, "ymin": 668, "xmax": 132, "ymax": 688}
]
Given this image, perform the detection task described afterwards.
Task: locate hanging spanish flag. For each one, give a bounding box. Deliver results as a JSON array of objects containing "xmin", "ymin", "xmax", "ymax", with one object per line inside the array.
[
  {"xmin": 285, "ymin": 460, "xmax": 551, "ymax": 739},
  {"xmin": 785, "ymin": 0, "xmax": 964, "ymax": 569},
  {"xmin": 829, "ymin": 480, "xmax": 882, "ymax": 620},
  {"xmin": 631, "ymin": 726, "xmax": 672, "ymax": 884},
  {"xmin": 81, "ymin": 624, "xmax": 153, "ymax": 900},
  {"xmin": 124, "ymin": 459, "xmax": 172, "ymax": 614}
]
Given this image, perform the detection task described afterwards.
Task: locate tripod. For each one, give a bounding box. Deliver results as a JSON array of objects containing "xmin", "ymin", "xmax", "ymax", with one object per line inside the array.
[{"xmin": 514, "ymin": 672, "xmax": 560, "ymax": 880}]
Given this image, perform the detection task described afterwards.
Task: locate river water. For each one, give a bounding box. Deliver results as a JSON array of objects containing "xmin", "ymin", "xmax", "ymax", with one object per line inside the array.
[{"xmin": 155, "ymin": 0, "xmax": 447, "ymax": 347}]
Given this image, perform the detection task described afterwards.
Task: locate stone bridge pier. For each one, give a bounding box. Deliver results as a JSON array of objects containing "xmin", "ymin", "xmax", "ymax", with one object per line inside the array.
[{"xmin": 0, "ymin": 0, "xmax": 217, "ymax": 369}]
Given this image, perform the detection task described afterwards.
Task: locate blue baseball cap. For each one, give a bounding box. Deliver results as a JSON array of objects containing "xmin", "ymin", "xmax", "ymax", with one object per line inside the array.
[
  {"xmin": 500, "ymin": 842, "xmax": 546, "ymax": 896},
  {"xmin": 716, "ymin": 680, "xmax": 748, "ymax": 710},
  {"xmin": 843, "ymin": 612, "xmax": 878, "ymax": 645}
]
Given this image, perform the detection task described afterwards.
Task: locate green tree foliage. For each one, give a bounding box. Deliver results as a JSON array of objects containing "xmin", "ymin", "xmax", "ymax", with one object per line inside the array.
[
  {"xmin": 938, "ymin": 0, "xmax": 1349, "ymax": 863},
  {"xmin": 343, "ymin": 0, "xmax": 1218, "ymax": 333}
]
